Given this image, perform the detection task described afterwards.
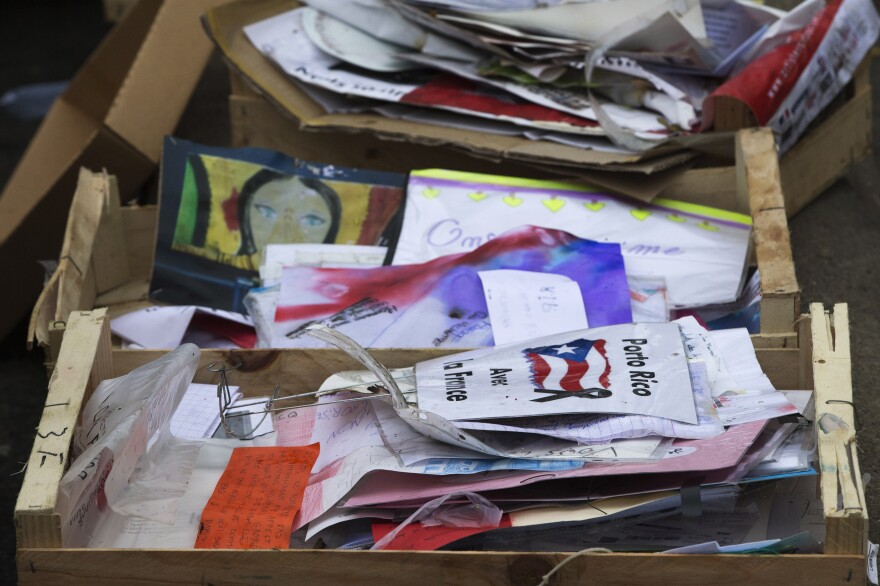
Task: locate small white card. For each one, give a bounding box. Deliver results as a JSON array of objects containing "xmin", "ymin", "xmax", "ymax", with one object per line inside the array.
[{"xmin": 478, "ymin": 269, "xmax": 588, "ymax": 346}]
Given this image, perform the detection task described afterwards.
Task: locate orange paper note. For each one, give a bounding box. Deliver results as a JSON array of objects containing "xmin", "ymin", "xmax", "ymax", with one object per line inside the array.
[{"xmin": 195, "ymin": 444, "xmax": 319, "ymax": 549}]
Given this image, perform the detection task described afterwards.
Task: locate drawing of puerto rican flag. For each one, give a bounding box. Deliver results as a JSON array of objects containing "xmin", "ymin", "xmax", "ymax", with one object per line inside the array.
[{"xmin": 524, "ymin": 338, "xmax": 611, "ymax": 391}]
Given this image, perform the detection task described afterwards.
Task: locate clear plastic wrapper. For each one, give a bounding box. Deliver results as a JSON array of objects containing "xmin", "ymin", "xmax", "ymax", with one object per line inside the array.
[
  {"xmin": 58, "ymin": 344, "xmax": 200, "ymax": 547},
  {"xmin": 372, "ymin": 492, "xmax": 503, "ymax": 550}
]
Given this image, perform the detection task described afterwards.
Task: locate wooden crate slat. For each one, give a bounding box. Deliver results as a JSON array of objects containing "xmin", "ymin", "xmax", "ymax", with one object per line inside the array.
[
  {"xmin": 15, "ymin": 309, "xmax": 109, "ymax": 548},
  {"xmin": 810, "ymin": 303, "xmax": 869, "ymax": 555},
  {"xmin": 15, "ymin": 549, "xmax": 868, "ymax": 586},
  {"xmin": 736, "ymin": 129, "xmax": 800, "ymax": 336}
]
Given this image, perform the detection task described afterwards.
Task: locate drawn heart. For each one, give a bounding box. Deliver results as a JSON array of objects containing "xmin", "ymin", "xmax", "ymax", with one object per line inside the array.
[
  {"xmin": 468, "ymin": 191, "xmax": 488, "ymax": 202},
  {"xmin": 421, "ymin": 187, "xmax": 440, "ymax": 199},
  {"xmin": 584, "ymin": 201, "xmax": 605, "ymax": 212},
  {"xmin": 502, "ymin": 194, "xmax": 524, "ymax": 207},
  {"xmin": 543, "ymin": 198, "xmax": 566, "ymax": 212},
  {"xmin": 630, "ymin": 209, "xmax": 652, "ymax": 221},
  {"xmin": 666, "ymin": 214, "xmax": 685, "ymax": 223},
  {"xmin": 697, "ymin": 221, "xmax": 719, "ymax": 231}
]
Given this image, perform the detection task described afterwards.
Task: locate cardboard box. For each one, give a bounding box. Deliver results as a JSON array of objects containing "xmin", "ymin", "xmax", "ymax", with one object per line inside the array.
[
  {"xmin": 215, "ymin": 0, "xmax": 872, "ymax": 216},
  {"xmin": 13, "ymin": 303, "xmax": 867, "ymax": 583},
  {"xmin": 0, "ymin": 0, "xmax": 229, "ymax": 342},
  {"xmin": 28, "ymin": 129, "xmax": 800, "ymax": 372},
  {"xmin": 102, "ymin": 0, "xmax": 137, "ymax": 21}
]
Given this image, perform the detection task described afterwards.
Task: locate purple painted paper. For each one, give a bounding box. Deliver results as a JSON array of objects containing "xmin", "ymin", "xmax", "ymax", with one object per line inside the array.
[{"xmin": 274, "ymin": 225, "xmax": 631, "ymax": 348}]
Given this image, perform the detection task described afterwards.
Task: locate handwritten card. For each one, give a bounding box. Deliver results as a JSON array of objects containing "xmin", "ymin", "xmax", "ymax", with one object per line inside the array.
[
  {"xmin": 478, "ymin": 269, "xmax": 588, "ymax": 346},
  {"xmin": 195, "ymin": 445, "xmax": 319, "ymax": 549},
  {"xmin": 393, "ymin": 170, "xmax": 753, "ymax": 307},
  {"xmin": 274, "ymin": 392, "xmax": 383, "ymax": 473}
]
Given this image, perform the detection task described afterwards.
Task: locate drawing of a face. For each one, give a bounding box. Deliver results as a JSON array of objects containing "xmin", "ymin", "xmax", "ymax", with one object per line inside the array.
[
  {"xmin": 239, "ymin": 171, "xmax": 341, "ymax": 256},
  {"xmin": 248, "ymin": 176, "xmax": 332, "ymax": 246}
]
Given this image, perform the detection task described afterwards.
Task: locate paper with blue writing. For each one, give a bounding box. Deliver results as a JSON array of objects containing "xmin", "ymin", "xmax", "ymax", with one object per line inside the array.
[{"xmin": 391, "ymin": 169, "xmax": 752, "ymax": 307}]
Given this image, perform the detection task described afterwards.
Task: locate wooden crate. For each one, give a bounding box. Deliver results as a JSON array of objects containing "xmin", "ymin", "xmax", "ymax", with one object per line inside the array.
[
  {"xmin": 229, "ymin": 61, "xmax": 872, "ymax": 219},
  {"xmin": 14, "ymin": 302, "xmax": 867, "ymax": 584},
  {"xmin": 27, "ymin": 129, "xmax": 801, "ymax": 369}
]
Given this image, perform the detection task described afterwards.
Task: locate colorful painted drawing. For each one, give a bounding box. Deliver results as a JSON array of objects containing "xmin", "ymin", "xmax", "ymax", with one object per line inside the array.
[{"xmin": 151, "ymin": 138, "xmax": 405, "ymax": 311}]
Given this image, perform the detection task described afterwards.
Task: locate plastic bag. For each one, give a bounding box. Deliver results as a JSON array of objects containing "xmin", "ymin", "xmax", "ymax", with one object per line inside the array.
[{"xmin": 371, "ymin": 492, "xmax": 502, "ymax": 550}]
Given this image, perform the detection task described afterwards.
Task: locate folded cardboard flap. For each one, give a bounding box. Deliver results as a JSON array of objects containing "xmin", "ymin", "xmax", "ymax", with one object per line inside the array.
[{"xmin": 0, "ymin": 0, "xmax": 228, "ymax": 342}]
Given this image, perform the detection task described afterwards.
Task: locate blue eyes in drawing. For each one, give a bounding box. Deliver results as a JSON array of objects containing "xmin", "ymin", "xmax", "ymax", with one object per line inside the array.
[
  {"xmin": 300, "ymin": 213, "xmax": 327, "ymax": 227},
  {"xmin": 254, "ymin": 203, "xmax": 277, "ymax": 220}
]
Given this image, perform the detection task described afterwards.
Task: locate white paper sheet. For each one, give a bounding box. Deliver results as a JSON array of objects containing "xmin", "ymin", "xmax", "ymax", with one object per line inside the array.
[
  {"xmin": 455, "ymin": 359, "xmax": 721, "ymax": 443},
  {"xmin": 392, "ymin": 170, "xmax": 752, "ymax": 307},
  {"xmin": 478, "ymin": 269, "xmax": 588, "ymax": 345},
  {"xmin": 710, "ymin": 328, "xmax": 775, "ymax": 393},
  {"xmin": 111, "ymin": 306, "xmax": 252, "ymax": 349},
  {"xmin": 302, "ymin": 7, "xmax": 422, "ymax": 72},
  {"xmin": 715, "ymin": 389, "xmax": 807, "ymax": 426},
  {"xmin": 414, "ymin": 322, "xmax": 697, "ymax": 423},
  {"xmin": 454, "ymin": 0, "xmax": 706, "ymax": 45},
  {"xmin": 170, "ymin": 383, "xmax": 240, "ymax": 439},
  {"xmin": 260, "ymin": 243, "xmax": 386, "ymax": 286},
  {"xmin": 247, "ymin": 9, "xmax": 626, "ymax": 136}
]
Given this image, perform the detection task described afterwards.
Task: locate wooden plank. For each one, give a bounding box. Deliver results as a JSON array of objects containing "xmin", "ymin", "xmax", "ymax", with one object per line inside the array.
[
  {"xmin": 107, "ymin": 344, "xmax": 803, "ymax": 400},
  {"xmin": 810, "ymin": 303, "xmax": 868, "ymax": 556},
  {"xmin": 90, "ymin": 174, "xmax": 130, "ymax": 294},
  {"xmin": 93, "ymin": 278, "xmax": 149, "ymax": 308},
  {"xmin": 17, "ymin": 549, "xmax": 867, "ymax": 586},
  {"xmin": 713, "ymin": 95, "xmax": 758, "ymax": 133},
  {"xmin": 55, "ymin": 169, "xmax": 116, "ymax": 324},
  {"xmin": 754, "ymin": 348, "xmax": 801, "ymax": 391},
  {"xmin": 14, "ymin": 309, "xmax": 108, "ymax": 548},
  {"xmin": 799, "ymin": 313, "xmax": 815, "ymax": 391},
  {"xmin": 749, "ymin": 332, "xmax": 798, "ymax": 349},
  {"xmin": 119, "ymin": 205, "xmax": 156, "ymax": 281},
  {"xmin": 28, "ymin": 266, "xmax": 62, "ymax": 349},
  {"xmin": 113, "ymin": 347, "xmax": 463, "ymax": 397},
  {"xmin": 736, "ymin": 129, "xmax": 800, "ymax": 335},
  {"xmin": 780, "ymin": 85, "xmax": 872, "ymax": 217}
]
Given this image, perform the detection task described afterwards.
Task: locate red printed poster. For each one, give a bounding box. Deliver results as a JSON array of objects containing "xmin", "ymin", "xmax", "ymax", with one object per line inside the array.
[{"xmin": 195, "ymin": 444, "xmax": 320, "ymax": 549}]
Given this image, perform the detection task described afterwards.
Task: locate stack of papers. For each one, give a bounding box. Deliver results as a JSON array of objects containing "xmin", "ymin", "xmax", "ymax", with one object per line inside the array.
[
  {"xmin": 232, "ymin": 0, "xmax": 879, "ymax": 153},
  {"xmin": 61, "ymin": 317, "xmax": 819, "ymax": 554}
]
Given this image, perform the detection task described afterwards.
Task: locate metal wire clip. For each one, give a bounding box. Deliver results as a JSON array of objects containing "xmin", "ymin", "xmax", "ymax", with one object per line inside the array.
[{"xmin": 207, "ymin": 361, "xmax": 415, "ymax": 438}]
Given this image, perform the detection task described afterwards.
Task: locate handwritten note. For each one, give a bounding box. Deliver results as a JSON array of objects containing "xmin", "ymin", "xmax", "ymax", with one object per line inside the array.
[
  {"xmin": 274, "ymin": 391, "xmax": 384, "ymax": 473},
  {"xmin": 195, "ymin": 445, "xmax": 319, "ymax": 549},
  {"xmin": 478, "ymin": 269, "xmax": 588, "ymax": 345}
]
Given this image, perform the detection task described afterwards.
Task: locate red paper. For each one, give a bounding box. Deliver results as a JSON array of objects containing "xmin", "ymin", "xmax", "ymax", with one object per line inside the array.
[
  {"xmin": 372, "ymin": 515, "xmax": 512, "ymax": 551},
  {"xmin": 195, "ymin": 445, "xmax": 319, "ymax": 549},
  {"xmin": 707, "ymin": 1, "xmax": 840, "ymax": 127},
  {"xmin": 189, "ymin": 312, "xmax": 257, "ymax": 348}
]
